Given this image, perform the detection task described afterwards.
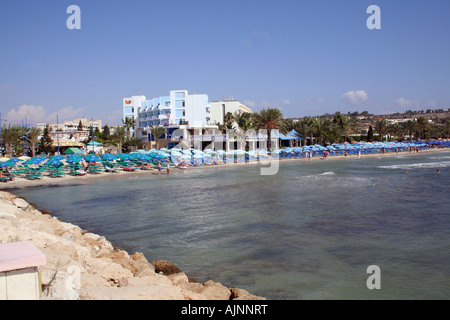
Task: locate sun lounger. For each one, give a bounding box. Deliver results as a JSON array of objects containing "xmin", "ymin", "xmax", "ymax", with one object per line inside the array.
[{"xmin": 104, "ymin": 166, "xmax": 120, "ymax": 173}]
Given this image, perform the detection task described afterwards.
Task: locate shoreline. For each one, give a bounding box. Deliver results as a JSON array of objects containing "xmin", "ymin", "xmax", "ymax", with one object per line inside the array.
[{"xmin": 1, "ymin": 147, "xmax": 447, "ymax": 191}]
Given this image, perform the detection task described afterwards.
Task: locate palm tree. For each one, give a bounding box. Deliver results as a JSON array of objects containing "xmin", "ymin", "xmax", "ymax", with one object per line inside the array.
[
  {"xmin": 333, "ymin": 112, "xmax": 356, "ymax": 141},
  {"xmin": 404, "ymin": 120, "xmax": 417, "ymax": 141},
  {"xmin": 224, "ymin": 112, "xmax": 234, "ymax": 130},
  {"xmin": 444, "ymin": 120, "xmax": 450, "ymax": 139},
  {"xmin": 150, "ymin": 126, "xmax": 167, "ymax": 150},
  {"xmin": 252, "ymin": 108, "xmax": 284, "ymax": 151},
  {"xmin": 27, "ymin": 127, "xmax": 42, "ymax": 157},
  {"xmin": 294, "ymin": 118, "xmax": 314, "ymax": 146},
  {"xmin": 232, "ymin": 111, "xmax": 253, "ymax": 133},
  {"xmin": 1, "ymin": 125, "xmax": 21, "ymax": 156},
  {"xmin": 112, "ymin": 126, "xmax": 126, "ymax": 152},
  {"xmin": 122, "ymin": 117, "xmax": 136, "ymax": 139},
  {"xmin": 312, "ymin": 117, "xmax": 331, "ymax": 144},
  {"xmin": 416, "ymin": 116, "xmax": 429, "ymax": 140},
  {"xmin": 374, "ymin": 118, "xmax": 388, "ymax": 141},
  {"xmin": 386, "ymin": 123, "xmax": 404, "ymax": 141}
]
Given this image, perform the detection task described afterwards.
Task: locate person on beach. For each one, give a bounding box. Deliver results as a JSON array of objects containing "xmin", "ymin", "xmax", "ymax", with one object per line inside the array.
[
  {"xmin": 166, "ymin": 162, "xmax": 170, "ymax": 176},
  {"xmin": 358, "ymin": 149, "xmax": 361, "ymax": 159},
  {"xmin": 405, "ymin": 169, "xmax": 408, "ymax": 174},
  {"xmin": 158, "ymin": 161, "xmax": 161, "ymax": 176}
]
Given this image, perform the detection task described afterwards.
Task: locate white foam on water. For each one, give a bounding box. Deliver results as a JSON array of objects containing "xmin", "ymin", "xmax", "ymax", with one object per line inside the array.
[{"xmin": 378, "ymin": 161, "xmax": 450, "ymax": 170}]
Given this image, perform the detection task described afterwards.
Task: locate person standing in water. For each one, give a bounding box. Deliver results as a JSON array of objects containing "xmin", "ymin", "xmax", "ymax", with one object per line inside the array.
[
  {"xmin": 158, "ymin": 161, "xmax": 161, "ymax": 176},
  {"xmin": 166, "ymin": 162, "xmax": 170, "ymax": 176}
]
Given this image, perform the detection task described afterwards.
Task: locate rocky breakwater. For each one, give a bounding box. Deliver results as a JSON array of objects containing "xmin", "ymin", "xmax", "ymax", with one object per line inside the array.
[{"xmin": 0, "ymin": 191, "xmax": 265, "ymax": 300}]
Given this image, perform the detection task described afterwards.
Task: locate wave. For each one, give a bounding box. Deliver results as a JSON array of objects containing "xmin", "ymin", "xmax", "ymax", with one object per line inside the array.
[{"xmin": 378, "ymin": 161, "xmax": 450, "ymax": 170}]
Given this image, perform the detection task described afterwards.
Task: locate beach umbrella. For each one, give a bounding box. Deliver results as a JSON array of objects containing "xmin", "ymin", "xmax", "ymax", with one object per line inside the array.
[
  {"xmin": 102, "ymin": 153, "xmax": 117, "ymax": 161},
  {"xmin": 84, "ymin": 154, "xmax": 100, "ymax": 163},
  {"xmin": 0, "ymin": 161, "xmax": 15, "ymax": 168},
  {"xmin": 139, "ymin": 155, "xmax": 152, "ymax": 162},
  {"xmin": 51, "ymin": 155, "xmax": 65, "ymax": 161},
  {"xmin": 119, "ymin": 154, "xmax": 131, "ymax": 161},
  {"xmin": 44, "ymin": 159, "xmax": 63, "ymax": 166},
  {"xmin": 23, "ymin": 158, "xmax": 42, "ymax": 165},
  {"xmin": 66, "ymin": 158, "xmax": 82, "ymax": 164}
]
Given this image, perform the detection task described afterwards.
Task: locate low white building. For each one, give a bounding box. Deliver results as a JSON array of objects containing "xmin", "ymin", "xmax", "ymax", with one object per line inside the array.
[{"xmin": 209, "ymin": 99, "xmax": 253, "ymax": 125}]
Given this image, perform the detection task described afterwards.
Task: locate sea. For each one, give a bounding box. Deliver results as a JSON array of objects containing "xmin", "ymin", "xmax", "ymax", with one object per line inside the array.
[{"xmin": 12, "ymin": 150, "xmax": 450, "ymax": 300}]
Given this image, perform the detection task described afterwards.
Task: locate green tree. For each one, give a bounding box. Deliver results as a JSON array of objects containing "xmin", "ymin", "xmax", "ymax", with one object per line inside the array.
[
  {"xmin": 77, "ymin": 120, "xmax": 83, "ymax": 131},
  {"xmin": 111, "ymin": 126, "xmax": 126, "ymax": 152},
  {"xmin": 27, "ymin": 127, "xmax": 42, "ymax": 157},
  {"xmin": 404, "ymin": 120, "xmax": 417, "ymax": 141},
  {"xmin": 374, "ymin": 118, "xmax": 388, "ymax": 141},
  {"xmin": 293, "ymin": 118, "xmax": 314, "ymax": 146},
  {"xmin": 416, "ymin": 116, "xmax": 429, "ymax": 140},
  {"xmin": 37, "ymin": 125, "xmax": 54, "ymax": 155},
  {"xmin": 102, "ymin": 124, "xmax": 111, "ymax": 140},
  {"xmin": 252, "ymin": 108, "xmax": 285, "ymax": 151},
  {"xmin": 1, "ymin": 125, "xmax": 21, "ymax": 156},
  {"xmin": 123, "ymin": 137, "xmax": 142, "ymax": 152},
  {"xmin": 232, "ymin": 111, "xmax": 253, "ymax": 132},
  {"xmin": 122, "ymin": 117, "xmax": 136, "ymax": 139},
  {"xmin": 367, "ymin": 125, "xmax": 374, "ymax": 142},
  {"xmin": 150, "ymin": 126, "xmax": 168, "ymax": 150},
  {"xmin": 224, "ymin": 112, "xmax": 234, "ymax": 130}
]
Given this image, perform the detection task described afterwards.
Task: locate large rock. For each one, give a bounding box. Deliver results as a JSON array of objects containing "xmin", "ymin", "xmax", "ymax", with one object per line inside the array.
[
  {"xmin": 181, "ymin": 280, "xmax": 232, "ymax": 300},
  {"xmin": 151, "ymin": 260, "xmax": 183, "ymax": 275},
  {"xmin": 230, "ymin": 287, "xmax": 266, "ymax": 300},
  {"xmin": 12, "ymin": 197, "xmax": 30, "ymax": 210},
  {"xmin": 0, "ymin": 202, "xmax": 18, "ymax": 218},
  {"xmin": 83, "ymin": 256, "xmax": 133, "ymax": 281},
  {"xmin": 79, "ymin": 285, "xmax": 186, "ymax": 300}
]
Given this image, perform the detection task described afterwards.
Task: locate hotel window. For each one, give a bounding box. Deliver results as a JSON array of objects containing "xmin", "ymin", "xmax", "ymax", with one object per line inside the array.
[{"xmin": 175, "ymin": 92, "xmax": 185, "ymax": 99}]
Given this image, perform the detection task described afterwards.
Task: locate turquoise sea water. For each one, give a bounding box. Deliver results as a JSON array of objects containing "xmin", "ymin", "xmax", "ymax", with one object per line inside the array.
[{"xmin": 12, "ymin": 150, "xmax": 450, "ymax": 299}]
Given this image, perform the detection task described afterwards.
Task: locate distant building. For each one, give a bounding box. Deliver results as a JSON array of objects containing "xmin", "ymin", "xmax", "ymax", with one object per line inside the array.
[
  {"xmin": 209, "ymin": 99, "xmax": 253, "ymax": 125},
  {"xmin": 37, "ymin": 117, "xmax": 102, "ymax": 133},
  {"xmin": 36, "ymin": 117, "xmax": 102, "ymax": 145}
]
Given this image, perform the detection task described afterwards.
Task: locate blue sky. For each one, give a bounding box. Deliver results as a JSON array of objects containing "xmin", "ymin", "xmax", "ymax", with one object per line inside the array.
[{"xmin": 1, "ymin": 0, "xmax": 449, "ymax": 126}]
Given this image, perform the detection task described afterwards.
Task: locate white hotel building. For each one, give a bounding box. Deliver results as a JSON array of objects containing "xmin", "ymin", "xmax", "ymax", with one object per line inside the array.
[{"xmin": 123, "ymin": 90, "xmax": 253, "ymax": 149}]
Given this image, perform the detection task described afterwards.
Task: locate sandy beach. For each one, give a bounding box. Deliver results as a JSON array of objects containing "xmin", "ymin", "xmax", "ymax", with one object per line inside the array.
[{"xmin": 0, "ymin": 147, "xmax": 445, "ymax": 191}]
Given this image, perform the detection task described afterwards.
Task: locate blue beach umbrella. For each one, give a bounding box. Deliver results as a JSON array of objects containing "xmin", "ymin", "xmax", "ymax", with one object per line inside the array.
[
  {"xmin": 102, "ymin": 153, "xmax": 117, "ymax": 161},
  {"xmin": 1, "ymin": 161, "xmax": 15, "ymax": 168},
  {"xmin": 45, "ymin": 159, "xmax": 63, "ymax": 166},
  {"xmin": 66, "ymin": 158, "xmax": 82, "ymax": 164},
  {"xmin": 84, "ymin": 154, "xmax": 100, "ymax": 163},
  {"xmin": 23, "ymin": 158, "xmax": 42, "ymax": 165},
  {"xmin": 51, "ymin": 155, "xmax": 65, "ymax": 161},
  {"xmin": 118, "ymin": 154, "xmax": 131, "ymax": 161}
]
